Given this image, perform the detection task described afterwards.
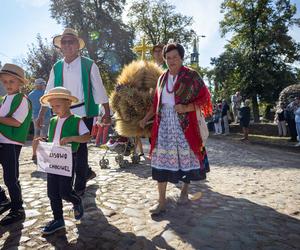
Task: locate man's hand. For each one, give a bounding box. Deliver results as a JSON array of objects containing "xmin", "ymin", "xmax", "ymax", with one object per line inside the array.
[
  {"xmin": 36, "ymin": 106, "xmax": 48, "ymax": 128},
  {"xmin": 36, "ymin": 116, "xmax": 45, "ymax": 129},
  {"xmin": 101, "ymin": 114, "xmax": 111, "ymax": 125}
]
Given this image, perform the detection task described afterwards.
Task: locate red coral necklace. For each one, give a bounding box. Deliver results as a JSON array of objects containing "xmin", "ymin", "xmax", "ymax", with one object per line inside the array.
[{"xmin": 166, "ymin": 73, "xmax": 177, "ymax": 94}]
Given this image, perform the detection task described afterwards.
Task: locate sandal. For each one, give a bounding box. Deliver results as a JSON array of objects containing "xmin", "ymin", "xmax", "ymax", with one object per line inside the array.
[
  {"xmin": 177, "ymin": 195, "xmax": 189, "ymax": 205},
  {"xmin": 149, "ymin": 204, "xmax": 166, "ymax": 216}
]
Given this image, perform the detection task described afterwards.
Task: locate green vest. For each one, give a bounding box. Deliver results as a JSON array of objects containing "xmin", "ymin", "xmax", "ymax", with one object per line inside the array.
[
  {"xmin": 53, "ymin": 56, "xmax": 99, "ymax": 117},
  {"xmin": 0, "ymin": 93, "xmax": 32, "ymax": 144},
  {"xmin": 48, "ymin": 114, "xmax": 81, "ymax": 152}
]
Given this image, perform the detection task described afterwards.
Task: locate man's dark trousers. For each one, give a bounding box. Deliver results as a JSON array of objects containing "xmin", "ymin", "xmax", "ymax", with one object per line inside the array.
[{"xmin": 74, "ymin": 117, "xmax": 94, "ymax": 193}]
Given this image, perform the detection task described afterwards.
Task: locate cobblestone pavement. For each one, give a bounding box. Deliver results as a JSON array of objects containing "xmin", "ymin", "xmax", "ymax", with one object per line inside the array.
[{"xmin": 0, "ymin": 137, "xmax": 299, "ymax": 250}]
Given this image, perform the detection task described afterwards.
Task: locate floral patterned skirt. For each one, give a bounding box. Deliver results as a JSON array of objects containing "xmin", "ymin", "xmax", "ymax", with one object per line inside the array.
[{"xmin": 151, "ymin": 105, "xmax": 209, "ymax": 184}]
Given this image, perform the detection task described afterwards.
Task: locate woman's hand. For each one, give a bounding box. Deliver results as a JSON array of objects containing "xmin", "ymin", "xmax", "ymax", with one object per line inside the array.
[
  {"xmin": 139, "ymin": 118, "xmax": 147, "ymax": 129},
  {"xmin": 175, "ymin": 103, "xmax": 196, "ymax": 113},
  {"xmin": 139, "ymin": 107, "xmax": 154, "ymax": 128},
  {"xmin": 175, "ymin": 104, "xmax": 187, "ymax": 113}
]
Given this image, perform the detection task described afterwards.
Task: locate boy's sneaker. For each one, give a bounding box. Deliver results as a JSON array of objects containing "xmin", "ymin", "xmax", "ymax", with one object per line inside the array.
[
  {"xmin": 0, "ymin": 199, "xmax": 11, "ymax": 215},
  {"xmin": 73, "ymin": 201, "xmax": 84, "ymax": 220},
  {"xmin": 0, "ymin": 208, "xmax": 25, "ymax": 226},
  {"xmin": 42, "ymin": 219, "xmax": 65, "ymax": 235},
  {"xmin": 75, "ymin": 189, "xmax": 85, "ymax": 197},
  {"xmin": 86, "ymin": 168, "xmax": 96, "ymax": 181}
]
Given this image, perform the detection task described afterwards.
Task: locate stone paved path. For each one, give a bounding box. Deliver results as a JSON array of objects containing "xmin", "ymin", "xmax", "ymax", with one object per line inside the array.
[{"xmin": 0, "ymin": 137, "xmax": 299, "ymax": 250}]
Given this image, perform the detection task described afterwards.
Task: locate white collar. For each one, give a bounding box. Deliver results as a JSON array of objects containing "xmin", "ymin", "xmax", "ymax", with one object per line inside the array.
[{"xmin": 63, "ymin": 56, "xmax": 81, "ymax": 66}]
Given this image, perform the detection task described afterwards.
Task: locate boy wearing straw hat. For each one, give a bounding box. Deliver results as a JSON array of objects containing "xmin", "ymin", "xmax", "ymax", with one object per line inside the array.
[
  {"xmin": 37, "ymin": 28, "xmax": 111, "ymax": 196},
  {"xmin": 0, "ymin": 63, "xmax": 32, "ymax": 226},
  {"xmin": 38, "ymin": 86, "xmax": 90, "ymax": 235}
]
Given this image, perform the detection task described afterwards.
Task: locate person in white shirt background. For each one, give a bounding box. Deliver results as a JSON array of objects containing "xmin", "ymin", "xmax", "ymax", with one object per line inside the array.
[
  {"xmin": 293, "ymin": 97, "xmax": 300, "ymax": 147},
  {"xmin": 231, "ymin": 91, "xmax": 242, "ymax": 123},
  {"xmin": 37, "ymin": 28, "xmax": 111, "ymax": 196}
]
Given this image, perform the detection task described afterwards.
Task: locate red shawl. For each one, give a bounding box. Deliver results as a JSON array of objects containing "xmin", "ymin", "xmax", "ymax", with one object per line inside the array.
[{"xmin": 150, "ymin": 66, "xmax": 212, "ymax": 161}]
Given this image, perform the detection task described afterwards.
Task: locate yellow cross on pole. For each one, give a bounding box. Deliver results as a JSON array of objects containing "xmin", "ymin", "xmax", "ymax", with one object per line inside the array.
[{"xmin": 132, "ymin": 38, "xmax": 153, "ymax": 60}]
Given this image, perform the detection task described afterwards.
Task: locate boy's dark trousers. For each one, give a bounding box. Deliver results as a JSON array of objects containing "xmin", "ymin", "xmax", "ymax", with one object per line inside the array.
[
  {"xmin": 47, "ymin": 154, "xmax": 81, "ymax": 220},
  {"xmin": 0, "ymin": 143, "xmax": 23, "ymax": 210},
  {"xmin": 74, "ymin": 117, "xmax": 94, "ymax": 193}
]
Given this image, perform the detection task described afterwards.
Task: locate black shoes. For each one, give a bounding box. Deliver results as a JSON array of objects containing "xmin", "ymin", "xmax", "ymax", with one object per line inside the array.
[
  {"xmin": 0, "ymin": 208, "xmax": 25, "ymax": 226},
  {"xmin": 86, "ymin": 168, "xmax": 96, "ymax": 181},
  {"xmin": 0, "ymin": 199, "xmax": 11, "ymax": 215},
  {"xmin": 75, "ymin": 189, "xmax": 85, "ymax": 196}
]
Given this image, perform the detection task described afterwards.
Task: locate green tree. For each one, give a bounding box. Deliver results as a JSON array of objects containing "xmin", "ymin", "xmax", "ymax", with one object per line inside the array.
[
  {"xmin": 212, "ymin": 47, "xmax": 249, "ymax": 101},
  {"xmin": 50, "ymin": 0, "xmax": 135, "ymax": 67},
  {"xmin": 213, "ymin": 0, "xmax": 300, "ymax": 122},
  {"xmin": 296, "ymin": 67, "xmax": 300, "ymax": 82},
  {"xmin": 23, "ymin": 34, "xmax": 61, "ymax": 80},
  {"xmin": 128, "ymin": 0, "xmax": 194, "ymax": 47}
]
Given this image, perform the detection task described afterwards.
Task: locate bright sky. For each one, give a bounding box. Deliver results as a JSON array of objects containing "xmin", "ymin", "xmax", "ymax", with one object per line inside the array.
[{"xmin": 0, "ymin": 0, "xmax": 299, "ymax": 69}]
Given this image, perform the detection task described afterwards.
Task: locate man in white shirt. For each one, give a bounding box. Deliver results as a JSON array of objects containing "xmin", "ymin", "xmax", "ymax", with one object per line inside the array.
[{"xmin": 37, "ymin": 28, "xmax": 111, "ymax": 196}]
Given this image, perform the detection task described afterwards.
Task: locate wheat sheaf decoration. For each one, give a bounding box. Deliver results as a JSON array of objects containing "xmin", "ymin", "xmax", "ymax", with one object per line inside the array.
[{"xmin": 110, "ymin": 60, "xmax": 163, "ymax": 137}]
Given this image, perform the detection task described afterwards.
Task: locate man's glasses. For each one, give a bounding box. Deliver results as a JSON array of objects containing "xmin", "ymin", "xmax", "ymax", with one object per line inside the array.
[{"xmin": 61, "ymin": 39, "xmax": 77, "ymax": 45}]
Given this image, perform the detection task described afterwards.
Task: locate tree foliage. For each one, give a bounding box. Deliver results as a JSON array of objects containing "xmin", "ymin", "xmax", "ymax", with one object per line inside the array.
[
  {"xmin": 23, "ymin": 34, "xmax": 61, "ymax": 81},
  {"xmin": 212, "ymin": 0, "xmax": 300, "ymax": 122},
  {"xmin": 128, "ymin": 0, "xmax": 194, "ymax": 48}
]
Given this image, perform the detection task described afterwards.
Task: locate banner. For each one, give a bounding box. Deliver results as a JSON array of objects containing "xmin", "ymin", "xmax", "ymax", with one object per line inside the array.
[{"xmin": 36, "ymin": 141, "xmax": 72, "ymax": 177}]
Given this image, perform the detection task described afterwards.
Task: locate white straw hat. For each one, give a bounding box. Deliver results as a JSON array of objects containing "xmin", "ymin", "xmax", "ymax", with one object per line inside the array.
[
  {"xmin": 53, "ymin": 28, "xmax": 85, "ymax": 50},
  {"xmin": 40, "ymin": 87, "xmax": 79, "ymax": 105}
]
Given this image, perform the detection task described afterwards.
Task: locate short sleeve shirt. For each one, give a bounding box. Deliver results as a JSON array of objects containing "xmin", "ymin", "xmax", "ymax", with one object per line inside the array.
[
  {"xmin": 0, "ymin": 94, "xmax": 29, "ymax": 145},
  {"xmin": 52, "ymin": 116, "xmax": 89, "ymax": 144}
]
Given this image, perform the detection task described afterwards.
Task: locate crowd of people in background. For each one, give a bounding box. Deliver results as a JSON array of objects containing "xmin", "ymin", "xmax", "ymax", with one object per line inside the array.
[
  {"xmin": 210, "ymin": 93, "xmax": 300, "ymax": 146},
  {"xmin": 211, "ymin": 95, "xmax": 251, "ymax": 141},
  {"xmin": 274, "ymin": 96, "xmax": 300, "ymax": 147}
]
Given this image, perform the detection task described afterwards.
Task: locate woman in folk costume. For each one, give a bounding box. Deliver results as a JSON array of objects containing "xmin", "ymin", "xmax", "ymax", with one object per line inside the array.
[{"xmin": 140, "ymin": 43, "xmax": 212, "ymax": 215}]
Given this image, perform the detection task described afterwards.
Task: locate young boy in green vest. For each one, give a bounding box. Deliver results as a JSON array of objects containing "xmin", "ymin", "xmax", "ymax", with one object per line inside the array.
[
  {"xmin": 38, "ymin": 87, "xmax": 90, "ymax": 235},
  {"xmin": 0, "ymin": 63, "xmax": 32, "ymax": 226}
]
